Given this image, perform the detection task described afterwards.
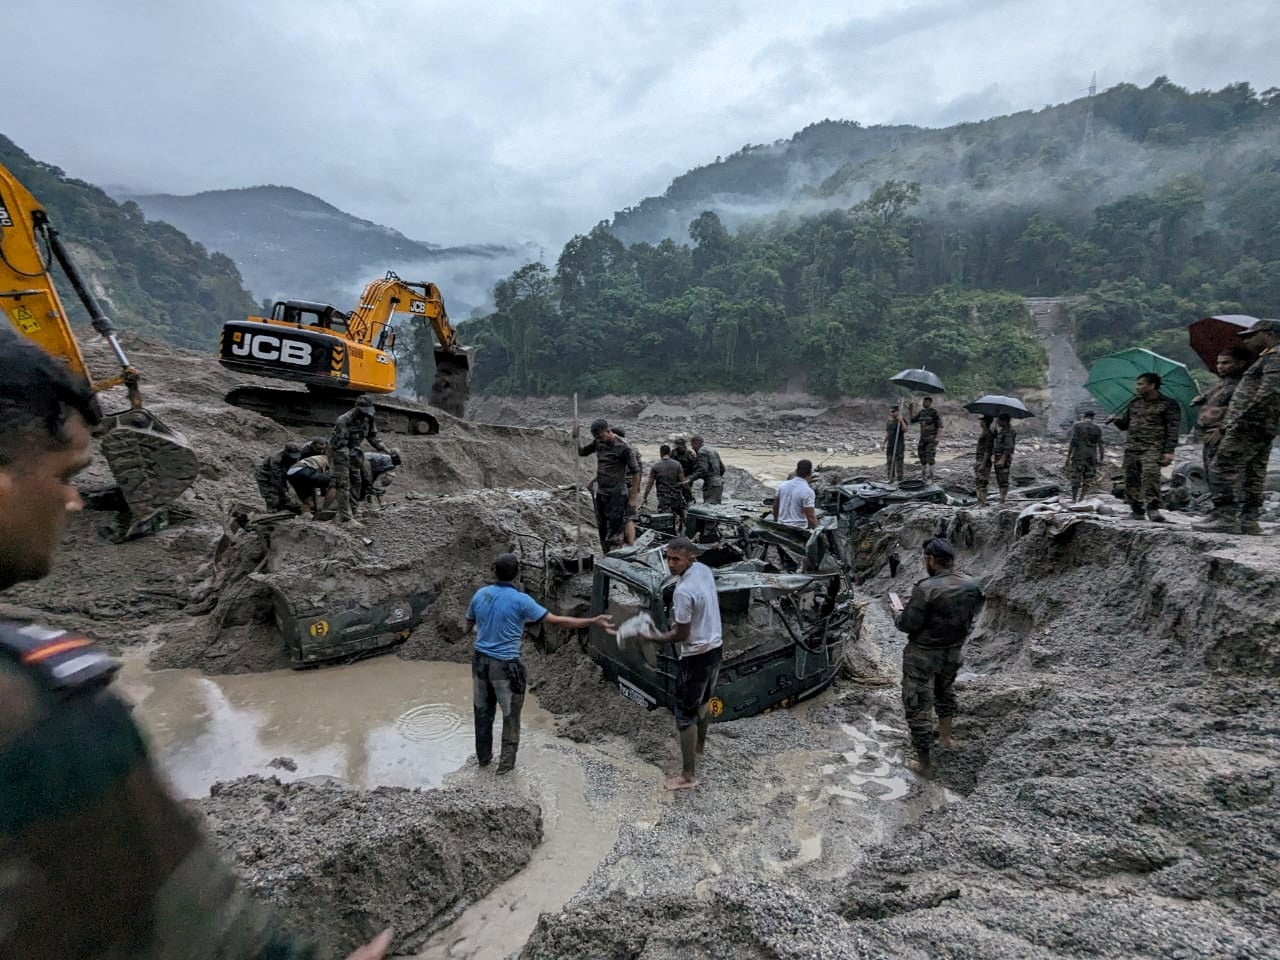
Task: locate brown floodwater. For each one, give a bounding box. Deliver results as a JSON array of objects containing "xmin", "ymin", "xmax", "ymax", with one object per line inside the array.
[{"xmin": 117, "ymin": 653, "xmax": 521, "ymax": 797}]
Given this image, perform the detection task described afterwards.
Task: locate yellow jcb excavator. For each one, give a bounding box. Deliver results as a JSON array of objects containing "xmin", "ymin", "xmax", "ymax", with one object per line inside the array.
[
  {"xmin": 218, "ymin": 271, "xmax": 472, "ymax": 435},
  {"xmin": 0, "ymin": 161, "xmax": 198, "ymax": 540}
]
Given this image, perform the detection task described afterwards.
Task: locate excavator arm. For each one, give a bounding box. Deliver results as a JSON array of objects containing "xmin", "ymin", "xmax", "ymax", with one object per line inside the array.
[
  {"xmin": 347, "ymin": 272, "xmax": 472, "ymax": 415},
  {"xmin": 0, "ymin": 161, "xmax": 198, "ymax": 539}
]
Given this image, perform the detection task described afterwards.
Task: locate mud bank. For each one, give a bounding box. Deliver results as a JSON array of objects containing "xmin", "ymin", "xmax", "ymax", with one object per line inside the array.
[
  {"xmin": 198, "ymin": 776, "xmax": 542, "ymax": 956},
  {"xmin": 521, "ymin": 503, "xmax": 1280, "ymax": 960}
]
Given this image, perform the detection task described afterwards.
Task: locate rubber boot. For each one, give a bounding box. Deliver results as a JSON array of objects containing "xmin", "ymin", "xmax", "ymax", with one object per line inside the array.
[
  {"xmin": 1129, "ymin": 504, "xmax": 1146, "ymax": 520},
  {"xmin": 998, "ymin": 487, "xmax": 1008, "ymax": 504},
  {"xmin": 1239, "ymin": 517, "xmax": 1263, "ymax": 535},
  {"xmin": 1070, "ymin": 485, "xmax": 1080, "ymax": 503},
  {"xmin": 938, "ymin": 717, "xmax": 954, "ymax": 749},
  {"xmin": 496, "ymin": 743, "xmax": 518, "ymax": 775},
  {"xmin": 1193, "ymin": 508, "xmax": 1240, "ymax": 534},
  {"xmin": 975, "ymin": 485, "xmax": 988, "ymax": 506},
  {"xmin": 1146, "ymin": 507, "xmax": 1167, "ymax": 523}
]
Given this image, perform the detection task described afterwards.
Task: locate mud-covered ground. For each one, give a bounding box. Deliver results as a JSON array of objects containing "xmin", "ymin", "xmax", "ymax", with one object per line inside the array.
[
  {"xmin": 199, "ymin": 776, "xmax": 543, "ymax": 955},
  {"xmin": 521, "ymin": 505, "xmax": 1280, "ymax": 960},
  {"xmin": 8, "ymin": 332, "xmax": 1280, "ymax": 959}
]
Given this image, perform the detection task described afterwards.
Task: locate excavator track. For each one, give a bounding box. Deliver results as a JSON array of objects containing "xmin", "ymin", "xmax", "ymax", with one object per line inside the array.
[{"xmin": 225, "ymin": 386, "xmax": 442, "ymax": 436}]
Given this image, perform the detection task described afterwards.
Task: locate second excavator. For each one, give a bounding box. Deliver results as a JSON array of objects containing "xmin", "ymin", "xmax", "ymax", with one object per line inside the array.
[
  {"xmin": 218, "ymin": 272, "xmax": 472, "ymax": 435},
  {"xmin": 0, "ymin": 161, "xmax": 198, "ymax": 540}
]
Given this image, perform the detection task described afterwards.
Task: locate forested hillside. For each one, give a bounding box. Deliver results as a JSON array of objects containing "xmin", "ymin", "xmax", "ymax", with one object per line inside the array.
[
  {"xmin": 0, "ymin": 135, "xmax": 257, "ymax": 347},
  {"xmin": 467, "ymin": 79, "xmax": 1280, "ymax": 397}
]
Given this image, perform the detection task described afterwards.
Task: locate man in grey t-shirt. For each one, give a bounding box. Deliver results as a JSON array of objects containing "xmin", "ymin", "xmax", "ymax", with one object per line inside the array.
[{"xmin": 643, "ymin": 536, "xmax": 723, "ymax": 791}]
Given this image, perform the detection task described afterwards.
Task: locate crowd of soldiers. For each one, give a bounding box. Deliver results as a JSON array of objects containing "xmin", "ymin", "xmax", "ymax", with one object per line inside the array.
[
  {"xmin": 253, "ymin": 396, "xmax": 401, "ymax": 526},
  {"xmin": 575, "ymin": 419, "xmax": 725, "ymax": 550}
]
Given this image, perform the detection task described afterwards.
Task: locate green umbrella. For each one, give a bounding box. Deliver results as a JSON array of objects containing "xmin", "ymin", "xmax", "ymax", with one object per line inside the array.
[{"xmin": 1084, "ymin": 348, "xmax": 1198, "ymax": 433}]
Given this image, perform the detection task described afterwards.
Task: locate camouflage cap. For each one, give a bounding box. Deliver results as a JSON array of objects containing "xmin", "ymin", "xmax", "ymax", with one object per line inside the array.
[
  {"xmin": 284, "ymin": 441, "xmax": 304, "ymax": 456},
  {"xmin": 1239, "ymin": 318, "xmax": 1280, "ymax": 337},
  {"xmin": 355, "ymin": 395, "xmax": 376, "ymax": 411}
]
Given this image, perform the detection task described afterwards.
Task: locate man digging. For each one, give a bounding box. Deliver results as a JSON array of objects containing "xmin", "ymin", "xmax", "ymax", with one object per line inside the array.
[{"xmin": 636, "ymin": 537, "xmax": 723, "ymax": 791}]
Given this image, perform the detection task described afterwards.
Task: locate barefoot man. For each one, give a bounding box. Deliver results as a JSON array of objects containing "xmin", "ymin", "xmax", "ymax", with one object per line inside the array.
[
  {"xmin": 890, "ymin": 537, "xmax": 984, "ymax": 776},
  {"xmin": 642, "ymin": 536, "xmax": 722, "ymax": 790}
]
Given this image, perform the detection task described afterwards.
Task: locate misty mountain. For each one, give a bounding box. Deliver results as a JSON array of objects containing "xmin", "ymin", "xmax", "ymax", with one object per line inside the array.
[
  {"xmin": 0, "ymin": 133, "xmax": 258, "ymax": 348},
  {"xmin": 121, "ymin": 185, "xmax": 528, "ymax": 318},
  {"xmin": 470, "ymin": 78, "xmax": 1280, "ymax": 399},
  {"xmin": 608, "ymin": 78, "xmax": 1280, "ymax": 246}
]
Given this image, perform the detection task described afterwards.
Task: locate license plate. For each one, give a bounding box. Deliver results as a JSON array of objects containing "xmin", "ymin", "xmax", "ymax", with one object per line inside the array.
[{"xmin": 617, "ymin": 678, "xmax": 655, "ymax": 708}]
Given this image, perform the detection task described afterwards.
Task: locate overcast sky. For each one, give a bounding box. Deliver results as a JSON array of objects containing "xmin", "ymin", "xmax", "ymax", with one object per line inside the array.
[{"xmin": 7, "ymin": 0, "xmax": 1277, "ymax": 251}]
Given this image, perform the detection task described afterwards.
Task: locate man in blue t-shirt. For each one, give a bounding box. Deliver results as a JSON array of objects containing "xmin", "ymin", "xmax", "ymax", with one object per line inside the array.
[{"xmin": 467, "ymin": 553, "xmax": 613, "ymax": 773}]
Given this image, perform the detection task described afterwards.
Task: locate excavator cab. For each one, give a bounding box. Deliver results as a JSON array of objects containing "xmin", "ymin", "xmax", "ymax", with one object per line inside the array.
[{"xmin": 0, "ymin": 162, "xmax": 198, "ymax": 540}]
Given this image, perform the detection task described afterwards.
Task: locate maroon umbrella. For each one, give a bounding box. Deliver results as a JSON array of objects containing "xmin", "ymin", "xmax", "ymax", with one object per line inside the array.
[{"xmin": 1187, "ymin": 315, "xmax": 1259, "ymax": 370}]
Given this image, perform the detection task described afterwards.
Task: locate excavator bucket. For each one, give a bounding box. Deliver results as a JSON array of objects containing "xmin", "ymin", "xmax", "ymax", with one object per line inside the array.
[
  {"xmin": 430, "ymin": 346, "xmax": 473, "ymax": 418},
  {"xmin": 98, "ymin": 407, "xmax": 200, "ymax": 540}
]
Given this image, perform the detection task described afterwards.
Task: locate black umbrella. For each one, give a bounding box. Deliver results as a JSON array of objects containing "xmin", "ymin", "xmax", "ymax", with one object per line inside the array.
[
  {"xmin": 889, "ymin": 368, "xmax": 945, "ymax": 394},
  {"xmin": 964, "ymin": 395, "xmax": 1032, "ymax": 419}
]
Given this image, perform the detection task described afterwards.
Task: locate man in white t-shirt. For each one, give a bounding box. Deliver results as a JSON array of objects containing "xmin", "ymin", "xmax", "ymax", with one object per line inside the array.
[
  {"xmin": 773, "ymin": 459, "xmax": 818, "ymax": 529},
  {"xmin": 642, "ymin": 536, "xmax": 723, "ymax": 791}
]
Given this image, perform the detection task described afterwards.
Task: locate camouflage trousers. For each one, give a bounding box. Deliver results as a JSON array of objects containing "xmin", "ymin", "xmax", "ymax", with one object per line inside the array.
[
  {"xmin": 472, "ymin": 651, "xmax": 526, "ymax": 766},
  {"xmin": 331, "ymin": 449, "xmax": 363, "ymax": 519},
  {"xmin": 1067, "ymin": 456, "xmax": 1099, "ymax": 494},
  {"xmin": 254, "ymin": 464, "xmax": 290, "ymax": 512},
  {"xmin": 917, "ymin": 437, "xmax": 938, "ymax": 466},
  {"xmin": 901, "ymin": 642, "xmax": 963, "ymax": 755},
  {"xmin": 1122, "ymin": 447, "xmax": 1163, "ymax": 511},
  {"xmin": 974, "ymin": 457, "xmax": 992, "ymax": 490},
  {"xmin": 1208, "ymin": 426, "xmax": 1275, "ymax": 520},
  {"xmin": 994, "ymin": 461, "xmax": 1012, "ymax": 493}
]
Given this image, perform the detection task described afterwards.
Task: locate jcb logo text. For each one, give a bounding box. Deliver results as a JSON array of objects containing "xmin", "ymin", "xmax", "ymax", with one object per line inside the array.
[{"xmin": 231, "ymin": 334, "xmax": 313, "ymax": 366}]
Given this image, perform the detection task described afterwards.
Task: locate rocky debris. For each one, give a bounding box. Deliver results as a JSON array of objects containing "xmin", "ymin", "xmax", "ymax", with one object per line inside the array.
[
  {"xmin": 198, "ymin": 775, "xmax": 543, "ymax": 956},
  {"xmin": 469, "ymin": 391, "xmax": 1034, "ymax": 452}
]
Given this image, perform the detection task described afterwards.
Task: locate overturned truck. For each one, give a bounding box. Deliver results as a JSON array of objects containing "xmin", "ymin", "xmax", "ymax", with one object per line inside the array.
[{"xmin": 585, "ymin": 521, "xmax": 855, "ymax": 721}]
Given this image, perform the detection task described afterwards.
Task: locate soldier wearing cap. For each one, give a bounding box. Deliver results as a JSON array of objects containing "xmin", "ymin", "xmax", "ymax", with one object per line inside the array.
[
  {"xmin": 255, "ymin": 440, "xmax": 305, "ymax": 512},
  {"xmin": 1066, "ymin": 411, "xmax": 1104, "ymax": 502},
  {"xmin": 892, "ymin": 537, "xmax": 985, "ymax": 775},
  {"xmin": 330, "ymin": 396, "xmax": 390, "ymax": 524},
  {"xmin": 573, "ymin": 417, "xmax": 641, "ymax": 549},
  {"xmin": 687, "ymin": 435, "xmax": 726, "ymax": 504},
  {"xmin": 672, "ymin": 438, "xmax": 698, "ymax": 504},
  {"xmin": 1196, "ymin": 319, "xmax": 1280, "ymax": 535}
]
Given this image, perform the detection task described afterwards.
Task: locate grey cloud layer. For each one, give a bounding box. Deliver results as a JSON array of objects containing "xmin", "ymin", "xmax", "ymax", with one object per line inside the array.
[{"xmin": 6, "ymin": 0, "xmax": 1277, "ymax": 251}]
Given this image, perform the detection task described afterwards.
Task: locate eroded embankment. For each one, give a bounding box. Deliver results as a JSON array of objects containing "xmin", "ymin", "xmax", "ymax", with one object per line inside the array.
[
  {"xmin": 521, "ymin": 505, "xmax": 1280, "ymax": 960},
  {"xmin": 198, "ymin": 776, "xmax": 543, "ymax": 956}
]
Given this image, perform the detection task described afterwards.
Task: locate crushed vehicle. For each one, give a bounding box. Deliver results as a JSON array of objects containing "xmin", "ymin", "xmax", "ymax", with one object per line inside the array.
[{"xmin": 585, "ymin": 521, "xmax": 854, "ymax": 722}]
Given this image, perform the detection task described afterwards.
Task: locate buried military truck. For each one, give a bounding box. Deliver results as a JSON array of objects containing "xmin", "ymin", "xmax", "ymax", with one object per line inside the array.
[{"xmin": 584, "ymin": 521, "xmax": 855, "ymax": 721}]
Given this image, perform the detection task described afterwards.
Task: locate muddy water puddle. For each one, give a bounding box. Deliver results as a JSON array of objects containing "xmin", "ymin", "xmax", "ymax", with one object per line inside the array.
[
  {"xmin": 118, "ymin": 654, "xmax": 549, "ymax": 797},
  {"xmin": 119, "ymin": 652, "xmax": 660, "ymax": 960}
]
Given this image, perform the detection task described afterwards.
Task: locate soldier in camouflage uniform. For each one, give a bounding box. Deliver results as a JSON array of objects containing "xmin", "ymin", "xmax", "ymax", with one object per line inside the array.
[
  {"xmin": 992, "ymin": 414, "xmax": 1017, "ymax": 502},
  {"xmin": 973, "ymin": 416, "xmax": 994, "ymax": 505},
  {"xmin": 330, "ymin": 396, "xmax": 391, "ymax": 524},
  {"xmin": 1066, "ymin": 411, "xmax": 1104, "ymax": 501},
  {"xmin": 909, "ymin": 397, "xmax": 943, "ymax": 481},
  {"xmin": 1108, "ymin": 372, "xmax": 1181, "ymax": 522},
  {"xmin": 1191, "ymin": 348, "xmax": 1250, "ymax": 477},
  {"xmin": 1195, "ymin": 321, "xmax": 1280, "ymax": 535},
  {"xmin": 0, "ymin": 335, "xmax": 392, "ymax": 960},
  {"xmin": 893, "ymin": 538, "xmax": 984, "ymax": 775},
  {"xmin": 643, "ymin": 444, "xmax": 689, "ymax": 528},
  {"xmin": 885, "ymin": 406, "xmax": 907, "ymax": 482},
  {"xmin": 672, "ymin": 438, "xmax": 698, "ymax": 505},
  {"xmin": 688, "ymin": 434, "xmax": 726, "ymax": 504},
  {"xmin": 255, "ymin": 440, "xmax": 304, "ymax": 512}
]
